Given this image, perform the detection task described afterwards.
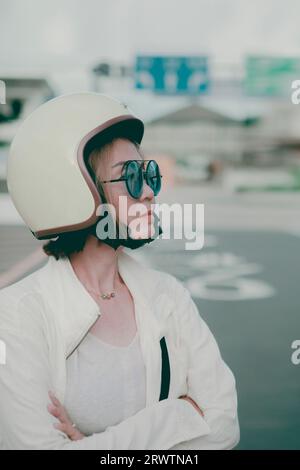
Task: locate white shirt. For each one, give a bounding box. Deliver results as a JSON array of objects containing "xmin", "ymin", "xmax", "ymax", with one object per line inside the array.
[
  {"xmin": 64, "ymin": 331, "xmax": 147, "ymax": 435},
  {"xmin": 0, "ymin": 249, "xmax": 240, "ymax": 450}
]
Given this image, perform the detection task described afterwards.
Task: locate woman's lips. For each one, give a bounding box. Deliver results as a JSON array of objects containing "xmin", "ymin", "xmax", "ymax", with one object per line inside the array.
[{"xmin": 139, "ymin": 209, "xmax": 153, "ymax": 220}]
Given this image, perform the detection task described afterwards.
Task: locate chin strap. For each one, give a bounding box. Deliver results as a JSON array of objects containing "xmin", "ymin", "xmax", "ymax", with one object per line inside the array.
[{"xmin": 90, "ymin": 210, "xmax": 163, "ymax": 251}]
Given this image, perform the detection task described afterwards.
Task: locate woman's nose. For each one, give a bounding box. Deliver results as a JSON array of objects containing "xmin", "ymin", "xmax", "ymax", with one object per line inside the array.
[{"xmin": 139, "ymin": 179, "xmax": 155, "ymax": 201}]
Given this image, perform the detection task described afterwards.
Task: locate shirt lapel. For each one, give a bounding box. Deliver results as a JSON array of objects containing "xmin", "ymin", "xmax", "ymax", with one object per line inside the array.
[
  {"xmin": 117, "ymin": 251, "xmax": 165, "ymax": 406},
  {"xmin": 42, "ymin": 250, "xmax": 166, "ymax": 407}
]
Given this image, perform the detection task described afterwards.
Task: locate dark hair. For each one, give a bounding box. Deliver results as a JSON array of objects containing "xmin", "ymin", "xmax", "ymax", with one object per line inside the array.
[
  {"xmin": 42, "ymin": 225, "xmax": 96, "ymax": 260},
  {"xmin": 42, "ymin": 135, "xmax": 142, "ymax": 260}
]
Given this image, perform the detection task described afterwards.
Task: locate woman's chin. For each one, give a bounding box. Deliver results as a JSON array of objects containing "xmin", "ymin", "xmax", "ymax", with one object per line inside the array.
[{"xmin": 131, "ymin": 223, "xmax": 155, "ymax": 239}]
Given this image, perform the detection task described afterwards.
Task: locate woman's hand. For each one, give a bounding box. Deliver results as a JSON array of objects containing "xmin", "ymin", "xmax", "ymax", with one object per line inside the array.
[
  {"xmin": 46, "ymin": 389, "xmax": 204, "ymax": 441},
  {"xmin": 179, "ymin": 394, "xmax": 204, "ymax": 417},
  {"xmin": 47, "ymin": 390, "xmax": 85, "ymax": 441}
]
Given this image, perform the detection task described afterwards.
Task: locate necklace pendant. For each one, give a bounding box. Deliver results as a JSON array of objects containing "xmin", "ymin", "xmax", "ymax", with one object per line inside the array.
[{"xmin": 100, "ymin": 292, "xmax": 116, "ymax": 300}]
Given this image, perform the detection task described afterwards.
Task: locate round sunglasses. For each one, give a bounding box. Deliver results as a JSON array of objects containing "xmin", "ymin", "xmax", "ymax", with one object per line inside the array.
[{"xmin": 99, "ymin": 159, "xmax": 163, "ymax": 199}]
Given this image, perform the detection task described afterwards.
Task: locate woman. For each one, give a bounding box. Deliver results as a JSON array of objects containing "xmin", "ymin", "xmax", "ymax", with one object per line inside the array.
[{"xmin": 0, "ymin": 92, "xmax": 240, "ymax": 450}]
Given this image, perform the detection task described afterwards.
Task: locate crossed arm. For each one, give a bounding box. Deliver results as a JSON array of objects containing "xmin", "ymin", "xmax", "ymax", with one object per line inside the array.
[
  {"xmin": 46, "ymin": 391, "xmax": 204, "ymax": 441},
  {"xmin": 0, "ymin": 281, "xmax": 239, "ymax": 450},
  {"xmin": 45, "ymin": 280, "xmax": 240, "ymax": 450}
]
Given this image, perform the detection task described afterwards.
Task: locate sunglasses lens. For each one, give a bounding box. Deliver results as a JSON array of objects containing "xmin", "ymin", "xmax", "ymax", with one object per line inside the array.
[
  {"xmin": 146, "ymin": 160, "xmax": 161, "ymax": 195},
  {"xmin": 126, "ymin": 161, "xmax": 143, "ymax": 198}
]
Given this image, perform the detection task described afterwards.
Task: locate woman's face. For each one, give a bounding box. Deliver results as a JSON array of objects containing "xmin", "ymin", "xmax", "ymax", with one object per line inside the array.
[{"xmin": 102, "ymin": 138, "xmax": 156, "ymax": 239}]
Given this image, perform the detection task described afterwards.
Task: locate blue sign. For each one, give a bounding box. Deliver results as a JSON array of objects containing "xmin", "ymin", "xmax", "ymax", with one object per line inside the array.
[
  {"xmin": 245, "ymin": 56, "xmax": 300, "ymax": 97},
  {"xmin": 135, "ymin": 56, "xmax": 210, "ymax": 95}
]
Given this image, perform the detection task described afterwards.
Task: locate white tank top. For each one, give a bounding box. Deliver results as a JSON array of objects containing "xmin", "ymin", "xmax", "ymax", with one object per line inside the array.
[{"xmin": 64, "ymin": 330, "xmax": 147, "ymax": 436}]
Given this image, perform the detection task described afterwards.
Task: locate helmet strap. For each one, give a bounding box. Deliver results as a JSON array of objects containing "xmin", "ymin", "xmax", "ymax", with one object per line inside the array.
[{"xmin": 90, "ymin": 209, "xmax": 163, "ymax": 251}]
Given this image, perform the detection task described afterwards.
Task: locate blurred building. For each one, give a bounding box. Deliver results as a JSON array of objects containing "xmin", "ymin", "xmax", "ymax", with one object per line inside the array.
[
  {"xmin": 136, "ymin": 95, "xmax": 300, "ymax": 170},
  {"xmin": 92, "ymin": 62, "xmax": 132, "ymax": 94},
  {"xmin": 2, "ymin": 66, "xmax": 300, "ymax": 193}
]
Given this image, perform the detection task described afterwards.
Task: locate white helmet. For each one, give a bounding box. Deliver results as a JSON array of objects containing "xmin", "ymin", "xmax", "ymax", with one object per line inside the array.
[{"xmin": 7, "ymin": 92, "xmax": 144, "ymax": 240}]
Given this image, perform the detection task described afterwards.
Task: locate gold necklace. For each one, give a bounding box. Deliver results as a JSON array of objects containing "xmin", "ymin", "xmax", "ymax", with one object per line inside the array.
[{"xmin": 86, "ymin": 277, "xmax": 124, "ymax": 301}]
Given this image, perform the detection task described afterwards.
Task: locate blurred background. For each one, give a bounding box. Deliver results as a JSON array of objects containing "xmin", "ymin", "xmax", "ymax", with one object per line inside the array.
[{"xmin": 0, "ymin": 0, "xmax": 300, "ymax": 450}]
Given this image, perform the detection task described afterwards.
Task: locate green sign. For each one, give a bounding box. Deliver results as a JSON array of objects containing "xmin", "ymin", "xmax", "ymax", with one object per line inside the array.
[{"xmin": 245, "ymin": 56, "xmax": 300, "ymax": 97}]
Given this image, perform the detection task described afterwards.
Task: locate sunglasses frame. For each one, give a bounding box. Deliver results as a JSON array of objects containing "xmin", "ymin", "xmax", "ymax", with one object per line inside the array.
[{"xmin": 99, "ymin": 159, "xmax": 163, "ymax": 199}]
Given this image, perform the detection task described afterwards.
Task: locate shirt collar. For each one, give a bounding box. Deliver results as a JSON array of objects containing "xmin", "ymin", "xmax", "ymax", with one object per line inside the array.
[
  {"xmin": 40, "ymin": 249, "xmax": 161, "ymax": 358},
  {"xmin": 38, "ymin": 249, "xmax": 173, "ymax": 405}
]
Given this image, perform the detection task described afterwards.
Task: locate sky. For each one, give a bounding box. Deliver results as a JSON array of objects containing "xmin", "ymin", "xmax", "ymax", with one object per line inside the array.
[{"xmin": 1, "ymin": 0, "xmax": 300, "ymax": 75}]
